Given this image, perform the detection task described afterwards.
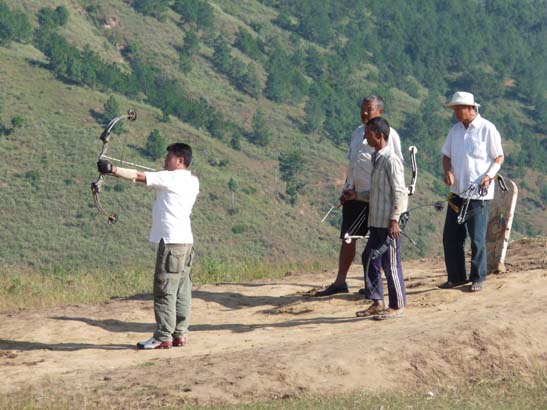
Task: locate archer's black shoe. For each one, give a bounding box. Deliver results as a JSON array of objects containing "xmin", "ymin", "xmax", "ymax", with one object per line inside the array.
[{"xmin": 311, "ymin": 283, "xmax": 349, "ymax": 297}]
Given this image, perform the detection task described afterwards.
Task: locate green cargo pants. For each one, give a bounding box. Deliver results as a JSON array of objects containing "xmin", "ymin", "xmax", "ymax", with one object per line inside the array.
[{"xmin": 153, "ymin": 239, "xmax": 194, "ymax": 342}]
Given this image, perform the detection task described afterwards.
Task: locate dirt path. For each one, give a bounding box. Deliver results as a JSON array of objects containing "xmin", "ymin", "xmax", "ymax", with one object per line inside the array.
[{"xmin": 1, "ymin": 239, "xmax": 546, "ymax": 406}]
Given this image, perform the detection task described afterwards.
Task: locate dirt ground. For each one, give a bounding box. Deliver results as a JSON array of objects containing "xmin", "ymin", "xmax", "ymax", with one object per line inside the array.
[{"xmin": 1, "ymin": 238, "xmax": 546, "ymax": 406}]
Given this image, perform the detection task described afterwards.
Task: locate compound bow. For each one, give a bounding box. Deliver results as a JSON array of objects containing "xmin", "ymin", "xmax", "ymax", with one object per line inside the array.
[{"xmin": 91, "ymin": 109, "xmax": 141, "ymax": 224}]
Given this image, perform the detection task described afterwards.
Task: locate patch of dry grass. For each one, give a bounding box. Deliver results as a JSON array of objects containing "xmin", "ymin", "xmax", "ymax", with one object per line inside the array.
[{"xmin": 2, "ymin": 370, "xmax": 546, "ymax": 409}]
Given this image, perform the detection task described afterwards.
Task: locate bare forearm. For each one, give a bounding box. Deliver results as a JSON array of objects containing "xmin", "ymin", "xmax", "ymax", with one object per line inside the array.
[
  {"xmin": 442, "ymin": 155, "xmax": 452, "ymax": 173},
  {"xmin": 442, "ymin": 155, "xmax": 454, "ymax": 186},
  {"xmin": 135, "ymin": 171, "xmax": 146, "ymax": 183},
  {"xmin": 111, "ymin": 166, "xmax": 147, "ymax": 184}
]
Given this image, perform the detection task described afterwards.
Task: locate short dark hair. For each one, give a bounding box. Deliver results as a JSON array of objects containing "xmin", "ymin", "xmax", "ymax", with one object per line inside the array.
[
  {"xmin": 367, "ymin": 117, "xmax": 390, "ymax": 141},
  {"xmin": 361, "ymin": 95, "xmax": 385, "ymax": 111},
  {"xmin": 167, "ymin": 143, "xmax": 192, "ymax": 167}
]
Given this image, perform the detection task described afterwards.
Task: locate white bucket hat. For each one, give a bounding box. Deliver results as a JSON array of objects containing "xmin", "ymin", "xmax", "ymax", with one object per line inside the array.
[{"xmin": 446, "ymin": 91, "xmax": 480, "ymax": 108}]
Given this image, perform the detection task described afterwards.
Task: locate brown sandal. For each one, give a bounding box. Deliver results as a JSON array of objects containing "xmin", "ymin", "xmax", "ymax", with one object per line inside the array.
[{"xmin": 356, "ymin": 305, "xmax": 385, "ymax": 318}]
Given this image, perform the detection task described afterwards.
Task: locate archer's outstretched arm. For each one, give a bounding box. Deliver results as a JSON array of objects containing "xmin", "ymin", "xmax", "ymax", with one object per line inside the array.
[
  {"xmin": 97, "ymin": 159, "xmax": 147, "ymax": 184},
  {"xmin": 111, "ymin": 165, "xmax": 147, "ymax": 184}
]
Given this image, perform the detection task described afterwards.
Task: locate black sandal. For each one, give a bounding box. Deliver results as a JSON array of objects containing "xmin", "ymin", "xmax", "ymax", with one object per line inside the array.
[{"xmin": 438, "ymin": 280, "xmax": 469, "ymax": 289}]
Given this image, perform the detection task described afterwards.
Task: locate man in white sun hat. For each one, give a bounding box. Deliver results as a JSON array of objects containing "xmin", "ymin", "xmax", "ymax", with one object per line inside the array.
[{"xmin": 440, "ymin": 91, "xmax": 504, "ymax": 292}]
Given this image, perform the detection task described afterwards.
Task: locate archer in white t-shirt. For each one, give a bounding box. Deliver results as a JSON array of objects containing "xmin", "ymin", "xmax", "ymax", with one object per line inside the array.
[{"xmin": 98, "ymin": 142, "xmax": 199, "ymax": 349}]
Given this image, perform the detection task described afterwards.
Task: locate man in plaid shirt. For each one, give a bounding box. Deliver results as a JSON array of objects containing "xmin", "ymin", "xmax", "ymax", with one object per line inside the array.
[{"xmin": 354, "ymin": 117, "xmax": 408, "ymax": 320}]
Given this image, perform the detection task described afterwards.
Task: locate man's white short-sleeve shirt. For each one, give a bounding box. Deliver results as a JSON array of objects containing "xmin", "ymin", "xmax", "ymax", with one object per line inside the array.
[
  {"xmin": 442, "ymin": 114, "xmax": 504, "ymax": 200},
  {"xmin": 145, "ymin": 169, "xmax": 199, "ymax": 244}
]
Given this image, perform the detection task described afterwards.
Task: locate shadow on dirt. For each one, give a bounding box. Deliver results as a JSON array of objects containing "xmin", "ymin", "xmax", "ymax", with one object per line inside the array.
[{"xmin": 0, "ymin": 339, "xmax": 133, "ymax": 351}]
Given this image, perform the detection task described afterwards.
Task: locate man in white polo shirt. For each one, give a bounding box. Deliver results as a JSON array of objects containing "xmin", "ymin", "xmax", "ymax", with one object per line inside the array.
[
  {"xmin": 98, "ymin": 143, "xmax": 199, "ymax": 349},
  {"xmin": 440, "ymin": 92, "xmax": 504, "ymax": 292}
]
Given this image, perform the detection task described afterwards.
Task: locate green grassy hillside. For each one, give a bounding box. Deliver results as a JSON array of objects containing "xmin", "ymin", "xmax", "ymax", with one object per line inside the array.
[
  {"xmin": 0, "ymin": 0, "xmax": 545, "ymax": 279},
  {"xmin": 0, "ymin": 42, "xmax": 338, "ymax": 274}
]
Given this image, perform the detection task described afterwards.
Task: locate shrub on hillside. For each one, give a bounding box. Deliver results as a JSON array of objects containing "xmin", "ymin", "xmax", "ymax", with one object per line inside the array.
[
  {"xmin": 37, "ymin": 6, "xmax": 69, "ymax": 28},
  {"xmin": 172, "ymin": 0, "xmax": 214, "ymax": 31},
  {"xmin": 132, "ymin": 0, "xmax": 169, "ymax": 20},
  {"xmin": 10, "ymin": 115, "xmax": 25, "ymax": 129},
  {"xmin": 146, "ymin": 129, "xmax": 166, "ymax": 160},
  {"xmin": 250, "ymin": 110, "xmax": 269, "ymax": 147},
  {"xmin": 102, "ymin": 96, "xmax": 123, "ymax": 134},
  {"xmin": 0, "ymin": 1, "xmax": 32, "ymax": 45}
]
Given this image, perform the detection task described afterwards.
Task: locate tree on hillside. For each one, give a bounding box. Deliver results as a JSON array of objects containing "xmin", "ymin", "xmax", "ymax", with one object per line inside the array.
[
  {"xmin": 452, "ymin": 66, "xmax": 504, "ymax": 100},
  {"xmin": 54, "ymin": 6, "xmax": 69, "ymax": 26},
  {"xmin": 230, "ymin": 131, "xmax": 241, "ymax": 151},
  {"xmin": 279, "ymin": 150, "xmax": 305, "ymax": 205},
  {"xmin": 132, "ymin": 0, "xmax": 169, "ymax": 20},
  {"xmin": 0, "ymin": 1, "xmax": 32, "ymax": 46},
  {"xmin": 533, "ymin": 94, "xmax": 547, "ymax": 134},
  {"xmin": 400, "ymin": 95, "xmax": 448, "ymax": 176},
  {"xmin": 0, "ymin": 2, "xmax": 32, "ymax": 45},
  {"xmin": 103, "ymin": 96, "xmax": 123, "ymax": 134},
  {"xmin": 228, "ymin": 177, "xmax": 238, "ymax": 211},
  {"xmin": 304, "ymin": 47, "xmax": 324, "ymax": 81},
  {"xmin": 304, "ymin": 97, "xmax": 324, "ymax": 133},
  {"xmin": 272, "ymin": 10, "xmax": 294, "ymax": 31},
  {"xmin": 239, "ymin": 63, "xmax": 261, "ymax": 98},
  {"xmin": 172, "ymin": 0, "xmax": 214, "ymax": 31},
  {"xmin": 180, "ymin": 30, "xmax": 199, "ymax": 73},
  {"xmin": 80, "ymin": 45, "xmax": 98, "ymax": 87},
  {"xmin": 290, "ymin": 39, "xmax": 305, "ymax": 69},
  {"xmin": 250, "ymin": 110, "xmax": 270, "ymax": 147},
  {"xmin": 212, "ymin": 36, "xmax": 232, "ymax": 73},
  {"xmin": 212, "ymin": 35, "xmax": 260, "ymax": 97},
  {"xmin": 146, "ymin": 129, "xmax": 167, "ymax": 160},
  {"xmin": 37, "ymin": 6, "xmax": 69, "ymax": 28},
  {"xmin": 265, "ymin": 45, "xmax": 308, "ymax": 104},
  {"xmin": 234, "ymin": 27, "xmax": 263, "ymax": 61},
  {"xmin": 206, "ymin": 116, "xmax": 226, "ymax": 141},
  {"xmin": 296, "ymin": 2, "xmax": 333, "ymax": 45},
  {"xmin": 264, "ymin": 46, "xmax": 290, "ymax": 102},
  {"xmin": 322, "ymin": 91, "xmax": 355, "ymax": 146},
  {"xmin": 173, "ymin": 0, "xmax": 197, "ymax": 23},
  {"xmin": 182, "ymin": 29, "xmax": 199, "ymax": 56}
]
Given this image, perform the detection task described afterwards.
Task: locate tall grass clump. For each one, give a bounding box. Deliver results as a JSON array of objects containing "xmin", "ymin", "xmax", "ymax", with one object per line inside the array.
[
  {"xmin": 0, "ymin": 265, "xmax": 151, "ymax": 312},
  {"xmin": 193, "ymin": 257, "xmax": 327, "ymax": 284},
  {"xmin": 0, "ymin": 259, "xmax": 330, "ymax": 312}
]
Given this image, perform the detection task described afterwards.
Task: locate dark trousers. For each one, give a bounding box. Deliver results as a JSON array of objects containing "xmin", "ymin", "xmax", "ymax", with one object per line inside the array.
[
  {"xmin": 442, "ymin": 196, "xmax": 490, "ymax": 283},
  {"xmin": 362, "ymin": 227, "xmax": 406, "ymax": 309}
]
